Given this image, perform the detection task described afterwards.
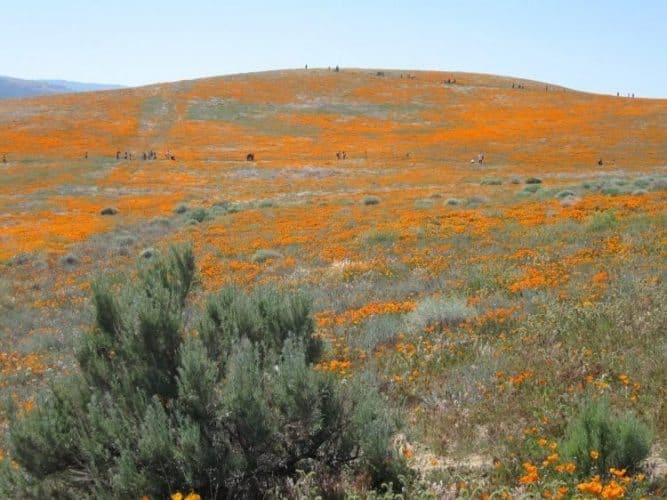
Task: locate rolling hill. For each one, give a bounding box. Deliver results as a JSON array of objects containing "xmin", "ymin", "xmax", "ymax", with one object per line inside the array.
[{"xmin": 0, "ymin": 68, "xmax": 665, "ymax": 168}]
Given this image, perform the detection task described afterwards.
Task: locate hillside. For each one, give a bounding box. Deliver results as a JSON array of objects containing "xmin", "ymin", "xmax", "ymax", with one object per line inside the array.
[
  {"xmin": 0, "ymin": 69, "xmax": 666, "ymax": 497},
  {"xmin": 0, "ymin": 75, "xmax": 123, "ymax": 99},
  {"xmin": 1, "ymin": 68, "xmax": 665, "ymax": 166}
]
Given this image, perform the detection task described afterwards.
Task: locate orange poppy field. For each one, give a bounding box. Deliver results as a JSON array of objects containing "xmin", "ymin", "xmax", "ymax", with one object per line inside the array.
[{"xmin": 0, "ymin": 68, "xmax": 665, "ymax": 496}]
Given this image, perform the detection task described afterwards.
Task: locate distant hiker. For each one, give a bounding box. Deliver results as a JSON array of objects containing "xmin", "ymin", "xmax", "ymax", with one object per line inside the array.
[
  {"xmin": 129, "ymin": 153, "xmax": 133, "ymax": 160},
  {"xmin": 305, "ymin": 64, "xmax": 308, "ymax": 69},
  {"xmin": 84, "ymin": 152, "xmax": 88, "ymax": 159},
  {"xmin": 124, "ymin": 152, "xmax": 128, "ymax": 160},
  {"xmin": 477, "ymin": 153, "xmax": 485, "ymax": 164},
  {"xmin": 335, "ymin": 65, "xmax": 340, "ymax": 72},
  {"xmin": 142, "ymin": 152, "xmax": 147, "ymax": 160},
  {"xmin": 617, "ymin": 92, "xmax": 620, "ymax": 96},
  {"xmin": 512, "ymin": 83, "xmax": 515, "ymax": 88},
  {"xmin": 246, "ymin": 153, "xmax": 255, "ymax": 161},
  {"xmin": 116, "ymin": 150, "xmax": 121, "ymax": 160},
  {"xmin": 2, "ymin": 154, "xmax": 6, "ymax": 163},
  {"xmin": 171, "ymin": 154, "xmax": 176, "ymax": 161},
  {"xmin": 632, "ymin": 93, "xmax": 635, "ymax": 98},
  {"xmin": 342, "ymin": 151, "xmax": 347, "ymax": 159},
  {"xmin": 597, "ymin": 158, "xmax": 603, "ymax": 166},
  {"xmin": 336, "ymin": 151, "xmax": 341, "ymax": 160}
]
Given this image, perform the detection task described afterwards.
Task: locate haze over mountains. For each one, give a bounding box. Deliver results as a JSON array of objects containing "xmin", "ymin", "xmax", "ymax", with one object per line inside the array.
[{"xmin": 0, "ymin": 75, "xmax": 124, "ymax": 99}]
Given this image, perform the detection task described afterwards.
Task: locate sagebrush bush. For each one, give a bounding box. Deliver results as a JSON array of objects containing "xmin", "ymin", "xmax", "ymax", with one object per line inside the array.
[
  {"xmin": 0, "ymin": 246, "xmax": 401, "ymax": 498},
  {"xmin": 480, "ymin": 177, "xmax": 502, "ymax": 185},
  {"xmin": 561, "ymin": 397, "xmax": 652, "ymax": 477},
  {"xmin": 187, "ymin": 207, "xmax": 209, "ymax": 223},
  {"xmin": 555, "ymin": 189, "xmax": 576, "ymax": 199},
  {"xmin": 525, "ymin": 177, "xmax": 542, "ymax": 184},
  {"xmin": 587, "ymin": 210, "xmax": 619, "ymax": 232},
  {"xmin": 363, "ymin": 195, "xmax": 381, "ymax": 205},
  {"xmin": 522, "ymin": 184, "xmax": 542, "ymax": 194}
]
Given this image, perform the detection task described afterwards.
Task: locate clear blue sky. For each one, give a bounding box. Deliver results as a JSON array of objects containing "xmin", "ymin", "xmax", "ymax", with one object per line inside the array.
[{"xmin": 2, "ymin": 0, "xmax": 666, "ymax": 97}]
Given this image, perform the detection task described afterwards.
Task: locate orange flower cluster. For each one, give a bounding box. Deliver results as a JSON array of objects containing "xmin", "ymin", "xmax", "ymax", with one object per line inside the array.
[
  {"xmin": 316, "ymin": 300, "xmax": 416, "ymax": 329},
  {"xmin": 508, "ymin": 370, "xmax": 534, "ymax": 386},
  {"xmin": 314, "ymin": 359, "xmax": 352, "ymax": 376},
  {"xmin": 519, "ymin": 461, "xmax": 539, "ymax": 484},
  {"xmin": 576, "ymin": 475, "xmax": 626, "ymax": 498},
  {"xmin": 0, "ymin": 352, "xmax": 46, "ymax": 386}
]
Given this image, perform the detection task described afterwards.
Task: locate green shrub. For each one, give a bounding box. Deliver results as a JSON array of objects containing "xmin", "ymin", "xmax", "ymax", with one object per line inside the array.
[
  {"xmin": 587, "ymin": 210, "xmax": 619, "ymax": 232},
  {"xmin": 561, "ymin": 398, "xmax": 652, "ymax": 477},
  {"xmin": 525, "ymin": 177, "xmax": 542, "ymax": 184},
  {"xmin": 631, "ymin": 189, "xmax": 648, "ymax": 196},
  {"xmin": 187, "ymin": 207, "xmax": 209, "ymax": 223},
  {"xmin": 522, "ymin": 185, "xmax": 542, "ymax": 194},
  {"xmin": 363, "ymin": 196, "xmax": 381, "ymax": 205},
  {"xmin": 445, "ymin": 197, "xmax": 463, "ymax": 206},
  {"xmin": 1, "ymin": 247, "xmax": 400, "ymax": 498},
  {"xmin": 251, "ymin": 248, "xmax": 283, "ymax": 263},
  {"xmin": 480, "ymin": 178, "xmax": 502, "ymax": 185},
  {"xmin": 174, "ymin": 203, "xmax": 188, "ymax": 214},
  {"xmin": 556, "ymin": 189, "xmax": 576, "ymax": 199}
]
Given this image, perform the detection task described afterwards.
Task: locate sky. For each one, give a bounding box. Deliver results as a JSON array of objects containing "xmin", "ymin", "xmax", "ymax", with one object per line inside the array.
[{"xmin": 2, "ymin": 0, "xmax": 666, "ymax": 97}]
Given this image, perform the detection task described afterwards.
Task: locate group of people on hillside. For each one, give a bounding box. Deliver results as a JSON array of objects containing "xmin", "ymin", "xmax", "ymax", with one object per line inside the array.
[{"xmin": 115, "ymin": 150, "xmax": 175, "ymax": 161}]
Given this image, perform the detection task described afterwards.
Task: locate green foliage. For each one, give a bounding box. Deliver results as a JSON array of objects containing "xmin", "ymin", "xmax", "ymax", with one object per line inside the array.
[
  {"xmin": 363, "ymin": 195, "xmax": 381, "ymax": 205},
  {"xmin": 556, "ymin": 189, "xmax": 576, "ymax": 199},
  {"xmin": 525, "ymin": 177, "xmax": 542, "ymax": 184},
  {"xmin": 480, "ymin": 177, "xmax": 502, "ymax": 185},
  {"xmin": 587, "ymin": 210, "xmax": 619, "ymax": 232},
  {"xmin": 561, "ymin": 397, "xmax": 652, "ymax": 477},
  {"xmin": 187, "ymin": 207, "xmax": 209, "ymax": 223},
  {"xmin": 1, "ymin": 246, "xmax": 399, "ymax": 498},
  {"xmin": 521, "ymin": 184, "xmax": 542, "ymax": 194}
]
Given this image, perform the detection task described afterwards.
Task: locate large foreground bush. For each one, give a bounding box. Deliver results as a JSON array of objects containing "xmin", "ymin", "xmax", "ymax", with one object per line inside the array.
[
  {"xmin": 0, "ymin": 246, "xmax": 400, "ymax": 498},
  {"xmin": 561, "ymin": 397, "xmax": 651, "ymax": 477}
]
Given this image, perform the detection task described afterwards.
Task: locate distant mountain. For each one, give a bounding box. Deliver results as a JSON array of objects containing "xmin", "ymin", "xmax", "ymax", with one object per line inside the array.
[{"xmin": 0, "ymin": 76, "xmax": 124, "ymax": 99}]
